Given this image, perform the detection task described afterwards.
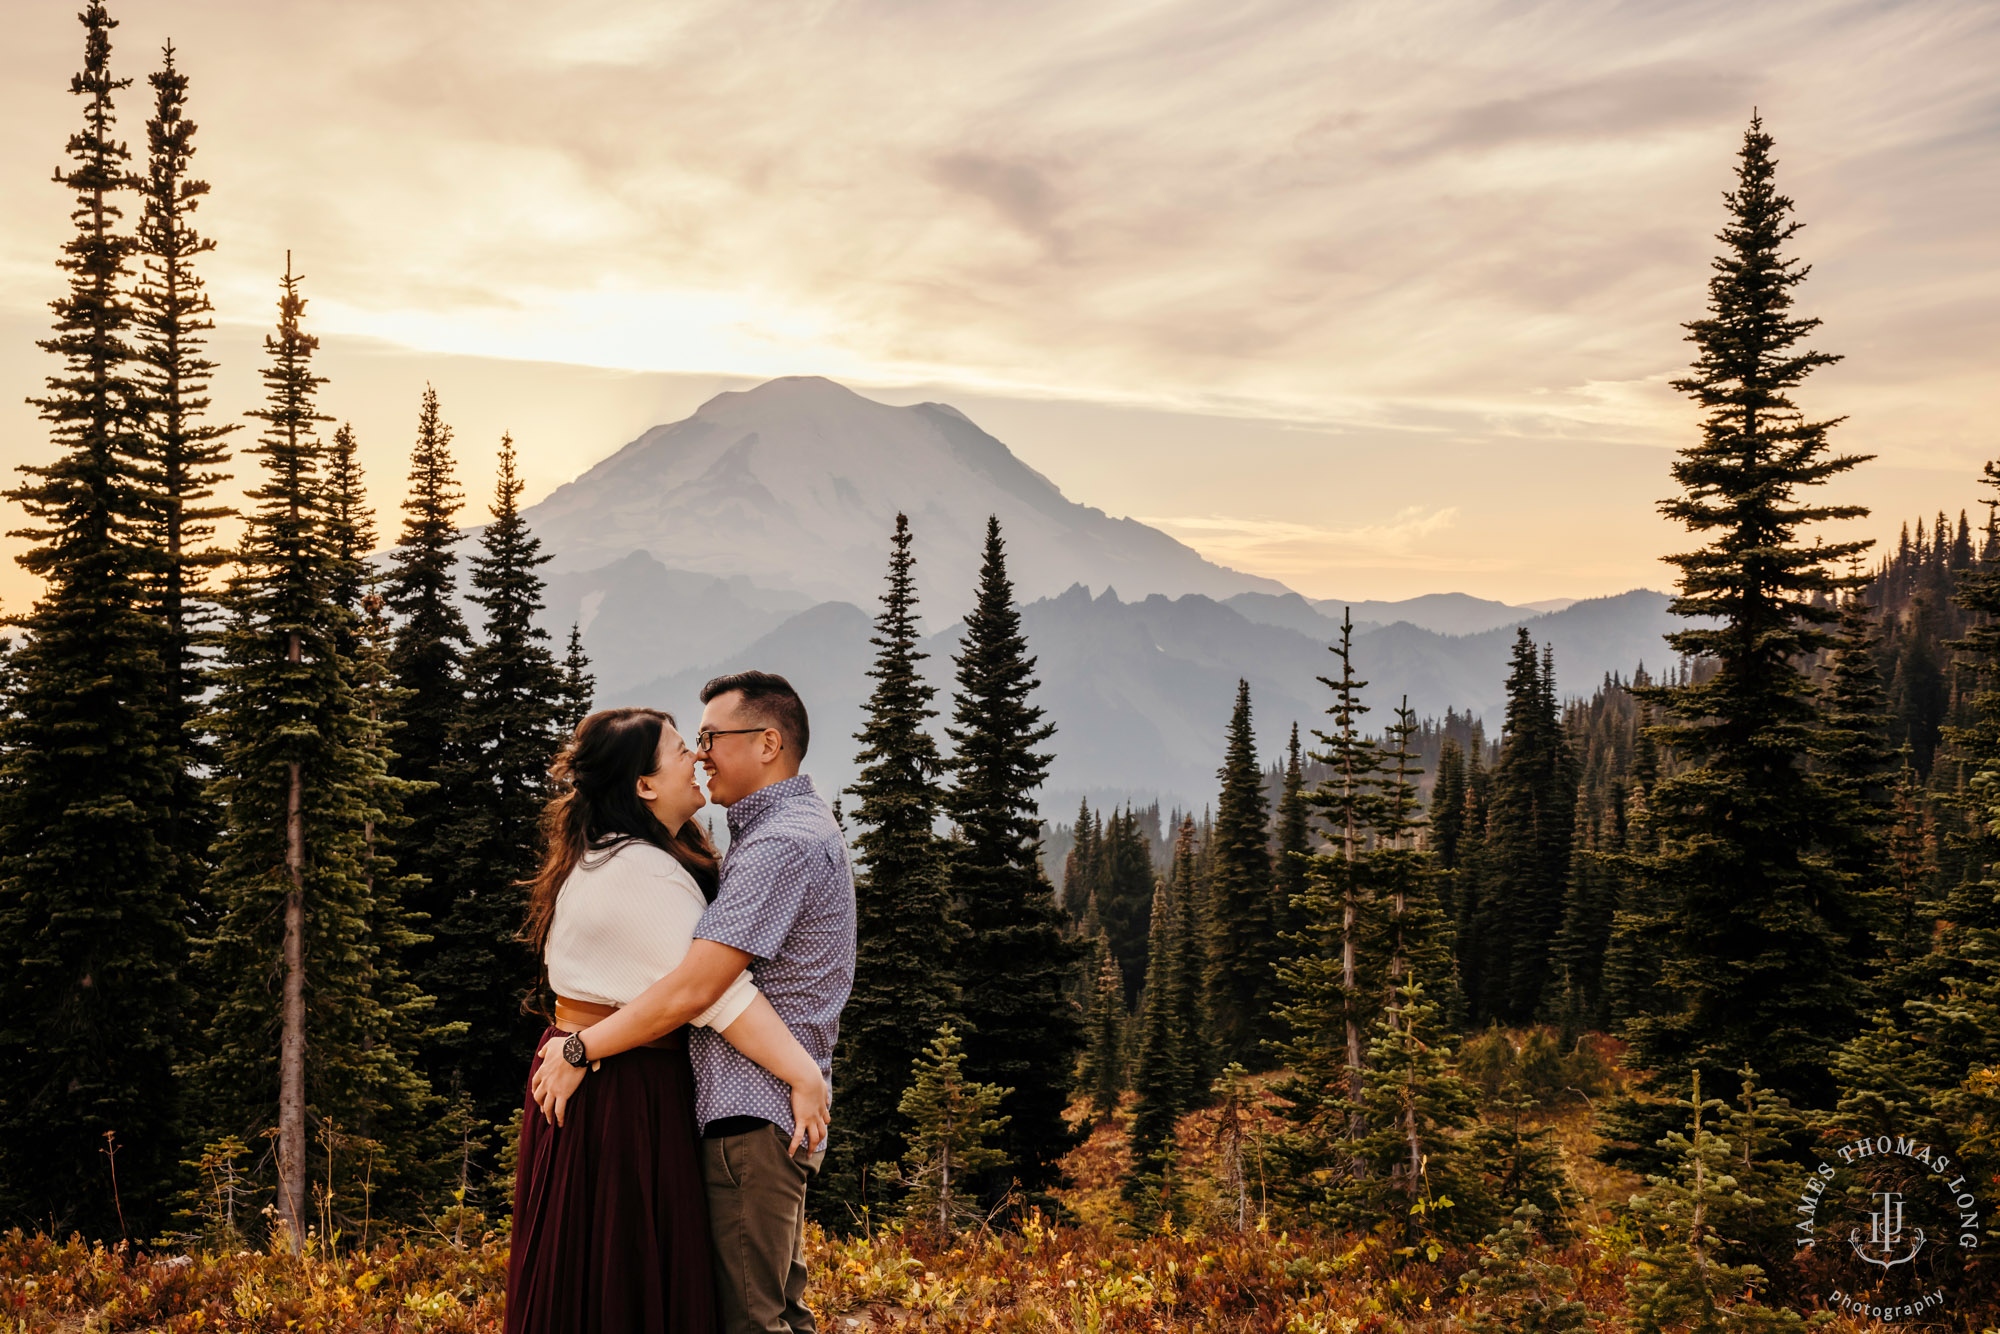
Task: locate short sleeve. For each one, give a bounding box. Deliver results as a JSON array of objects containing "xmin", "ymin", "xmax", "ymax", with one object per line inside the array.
[
  {"xmin": 693, "ymin": 968, "xmax": 759, "ymax": 1031},
  {"xmin": 695, "ymin": 834, "xmax": 811, "ymax": 960}
]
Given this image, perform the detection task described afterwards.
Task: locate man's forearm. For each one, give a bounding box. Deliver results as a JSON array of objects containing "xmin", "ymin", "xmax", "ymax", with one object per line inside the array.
[
  {"xmin": 580, "ymin": 939, "xmax": 752, "ymax": 1060},
  {"xmin": 580, "ymin": 977, "xmax": 706, "ymax": 1059}
]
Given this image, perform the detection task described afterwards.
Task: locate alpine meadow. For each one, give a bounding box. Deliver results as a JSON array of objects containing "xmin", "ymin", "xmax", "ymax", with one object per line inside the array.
[{"xmin": 0, "ymin": 4, "xmax": 1995, "ymax": 1332}]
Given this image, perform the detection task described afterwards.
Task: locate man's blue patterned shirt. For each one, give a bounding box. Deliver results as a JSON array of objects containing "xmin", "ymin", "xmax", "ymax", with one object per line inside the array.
[{"xmin": 689, "ymin": 773, "xmax": 856, "ymax": 1137}]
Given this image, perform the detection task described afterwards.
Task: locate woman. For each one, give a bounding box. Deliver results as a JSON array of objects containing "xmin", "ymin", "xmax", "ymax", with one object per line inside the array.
[{"xmin": 506, "ymin": 707, "xmax": 828, "ymax": 1334}]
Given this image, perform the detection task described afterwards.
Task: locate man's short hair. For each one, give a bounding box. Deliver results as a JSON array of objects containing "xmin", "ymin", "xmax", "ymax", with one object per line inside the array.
[{"xmin": 701, "ymin": 670, "xmax": 810, "ymax": 761}]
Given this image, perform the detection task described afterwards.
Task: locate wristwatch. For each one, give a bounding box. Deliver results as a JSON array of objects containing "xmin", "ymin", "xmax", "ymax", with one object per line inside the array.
[{"xmin": 562, "ymin": 1031, "xmax": 590, "ymax": 1070}]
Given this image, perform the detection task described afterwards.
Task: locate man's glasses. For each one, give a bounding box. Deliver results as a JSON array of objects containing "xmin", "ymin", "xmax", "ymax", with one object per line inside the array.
[{"xmin": 694, "ymin": 727, "xmax": 771, "ymax": 753}]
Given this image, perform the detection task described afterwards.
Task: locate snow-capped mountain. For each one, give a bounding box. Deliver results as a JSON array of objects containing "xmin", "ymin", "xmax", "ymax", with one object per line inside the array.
[{"xmin": 521, "ymin": 375, "xmax": 1291, "ymax": 612}]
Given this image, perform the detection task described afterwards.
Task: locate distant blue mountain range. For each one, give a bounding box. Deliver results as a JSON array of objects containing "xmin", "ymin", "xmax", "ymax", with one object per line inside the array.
[{"xmin": 504, "ymin": 377, "xmax": 1681, "ymax": 811}]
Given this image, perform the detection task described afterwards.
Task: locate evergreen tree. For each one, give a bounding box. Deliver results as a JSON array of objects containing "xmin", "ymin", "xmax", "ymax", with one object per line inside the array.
[
  {"xmin": 1812, "ymin": 583, "xmax": 1896, "ymax": 965},
  {"xmin": 1060, "ymin": 799, "xmax": 1098, "ymax": 925},
  {"xmin": 1601, "ymin": 857, "xmax": 1673, "ymax": 1029},
  {"xmin": 1552, "ymin": 791, "xmax": 1619, "ymax": 1031},
  {"xmin": 1607, "ymin": 116, "xmax": 1872, "ymax": 1164},
  {"xmin": 1273, "ymin": 609, "xmax": 1381, "ymax": 1199},
  {"xmin": 1335, "ymin": 976, "xmax": 1484, "ymax": 1247},
  {"xmin": 944, "ymin": 516, "xmax": 1081, "ymax": 1202},
  {"xmin": 1123, "ymin": 876, "xmax": 1187, "ymax": 1226},
  {"xmin": 1475, "ymin": 630, "xmax": 1575, "ymax": 1022},
  {"xmin": 1468, "ymin": 1082, "xmax": 1576, "ymax": 1239},
  {"xmin": 346, "ymin": 527, "xmax": 440, "ymax": 1223},
  {"xmin": 1453, "ymin": 746, "xmax": 1494, "ymax": 1010},
  {"xmin": 132, "ymin": 39, "xmax": 233, "ymax": 945},
  {"xmin": 1207, "ymin": 679, "xmax": 1275, "ymax": 1063},
  {"xmin": 1272, "ymin": 722, "xmax": 1310, "ymax": 939},
  {"xmin": 836, "ymin": 513, "xmax": 958, "ymax": 1221},
  {"xmin": 324, "ymin": 425, "xmax": 371, "ymax": 628},
  {"xmin": 1096, "ymin": 806, "xmax": 1155, "ymax": 1005},
  {"xmin": 0, "ymin": 2, "xmax": 189, "ymax": 1237},
  {"xmin": 1826, "ymin": 485, "xmax": 2000, "ymax": 1293},
  {"xmin": 191, "ymin": 261, "xmax": 434, "ymax": 1247},
  {"xmin": 1076, "ymin": 932, "xmax": 1126, "ymax": 1124},
  {"xmin": 427, "ymin": 437, "xmax": 568, "ymax": 1135},
  {"xmin": 890, "ymin": 1025, "xmax": 1010, "ymax": 1244},
  {"xmin": 1431, "ymin": 738, "xmax": 1468, "ymax": 869},
  {"xmin": 1621, "ymin": 1076, "xmax": 1803, "ymax": 1334},
  {"xmin": 1376, "ymin": 699, "xmax": 1455, "ymax": 1024},
  {"xmin": 557, "ymin": 623, "xmax": 594, "ymax": 735},
  {"xmin": 382, "ymin": 384, "xmax": 469, "ymax": 964},
  {"xmin": 1167, "ymin": 814, "xmax": 1213, "ymax": 1093},
  {"xmin": 1459, "ymin": 1205, "xmax": 1595, "ymax": 1334}
]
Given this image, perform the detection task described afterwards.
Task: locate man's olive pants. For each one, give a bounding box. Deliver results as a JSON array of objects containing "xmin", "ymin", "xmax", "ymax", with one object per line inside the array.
[{"xmin": 704, "ymin": 1124, "xmax": 824, "ymax": 1334}]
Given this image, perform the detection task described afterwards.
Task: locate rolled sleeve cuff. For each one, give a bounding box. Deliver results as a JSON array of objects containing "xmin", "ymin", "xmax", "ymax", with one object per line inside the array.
[{"xmin": 693, "ymin": 969, "xmax": 759, "ymax": 1031}]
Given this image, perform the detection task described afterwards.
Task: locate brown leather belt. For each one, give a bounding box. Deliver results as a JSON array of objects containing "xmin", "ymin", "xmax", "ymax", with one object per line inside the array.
[{"xmin": 552, "ymin": 996, "xmax": 684, "ymax": 1050}]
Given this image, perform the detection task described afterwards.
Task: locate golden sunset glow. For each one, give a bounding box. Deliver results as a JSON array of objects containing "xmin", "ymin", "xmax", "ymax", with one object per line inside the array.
[{"xmin": 2, "ymin": 0, "xmax": 1994, "ymax": 608}]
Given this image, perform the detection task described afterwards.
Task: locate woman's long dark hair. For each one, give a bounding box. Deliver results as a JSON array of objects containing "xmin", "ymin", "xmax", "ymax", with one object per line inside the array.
[{"xmin": 521, "ymin": 707, "xmax": 721, "ymax": 989}]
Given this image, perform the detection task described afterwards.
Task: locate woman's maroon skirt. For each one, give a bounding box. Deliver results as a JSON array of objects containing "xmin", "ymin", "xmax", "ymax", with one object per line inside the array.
[{"xmin": 506, "ymin": 1026, "xmax": 719, "ymax": 1334}]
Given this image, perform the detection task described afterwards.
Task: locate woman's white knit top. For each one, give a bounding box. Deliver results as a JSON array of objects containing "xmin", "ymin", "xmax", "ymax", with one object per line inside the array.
[{"xmin": 546, "ymin": 838, "xmax": 759, "ymax": 1032}]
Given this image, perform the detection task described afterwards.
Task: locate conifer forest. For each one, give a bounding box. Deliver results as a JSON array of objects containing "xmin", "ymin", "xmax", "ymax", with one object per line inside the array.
[{"xmin": 0, "ymin": 5, "xmax": 1995, "ymax": 1332}]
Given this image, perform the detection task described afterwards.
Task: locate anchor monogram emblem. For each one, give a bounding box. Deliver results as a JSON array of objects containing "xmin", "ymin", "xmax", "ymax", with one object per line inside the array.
[{"xmin": 1850, "ymin": 1190, "xmax": 1925, "ymax": 1269}]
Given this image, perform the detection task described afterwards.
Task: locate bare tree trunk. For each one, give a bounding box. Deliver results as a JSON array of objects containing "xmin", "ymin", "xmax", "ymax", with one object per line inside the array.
[
  {"xmin": 1342, "ymin": 808, "xmax": 1365, "ymax": 1180},
  {"xmin": 1405, "ymin": 1084, "xmax": 1421, "ymax": 1218},
  {"xmin": 277, "ymin": 628, "xmax": 308, "ymax": 1252},
  {"xmin": 938, "ymin": 1140, "xmax": 952, "ymax": 1243}
]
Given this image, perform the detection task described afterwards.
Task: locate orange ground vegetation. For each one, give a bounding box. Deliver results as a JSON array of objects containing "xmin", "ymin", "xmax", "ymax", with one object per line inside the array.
[{"xmin": 0, "ymin": 1070, "xmax": 1885, "ymax": 1333}]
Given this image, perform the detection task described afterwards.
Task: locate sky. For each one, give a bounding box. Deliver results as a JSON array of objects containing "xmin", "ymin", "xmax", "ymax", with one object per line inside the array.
[{"xmin": 1, "ymin": 0, "xmax": 1996, "ymax": 611}]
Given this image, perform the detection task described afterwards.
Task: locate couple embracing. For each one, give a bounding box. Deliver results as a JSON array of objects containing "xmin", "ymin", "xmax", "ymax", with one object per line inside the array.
[{"xmin": 505, "ymin": 671, "xmax": 856, "ymax": 1334}]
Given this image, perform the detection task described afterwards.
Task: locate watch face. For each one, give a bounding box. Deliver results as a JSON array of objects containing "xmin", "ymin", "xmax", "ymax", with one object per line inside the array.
[{"xmin": 564, "ymin": 1033, "xmax": 587, "ymax": 1067}]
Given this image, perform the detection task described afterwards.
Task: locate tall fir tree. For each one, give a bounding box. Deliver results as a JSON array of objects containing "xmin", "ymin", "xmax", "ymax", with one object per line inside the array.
[
  {"xmin": 1273, "ymin": 609, "xmax": 1382, "ymax": 1197},
  {"xmin": 335, "ymin": 460, "xmax": 439, "ymax": 1222},
  {"xmin": 1606, "ymin": 116, "xmax": 1872, "ymax": 1170},
  {"xmin": 132, "ymin": 39, "xmax": 233, "ymax": 943},
  {"xmin": 557, "ymin": 622, "xmax": 594, "ymax": 735},
  {"xmin": 1272, "ymin": 721, "xmax": 1310, "ymax": 940},
  {"xmin": 1123, "ymin": 875, "xmax": 1188, "ymax": 1226},
  {"xmin": 1552, "ymin": 791, "xmax": 1619, "ymax": 1031},
  {"xmin": 944, "ymin": 516, "xmax": 1081, "ymax": 1203},
  {"xmin": 1811, "ymin": 583, "xmax": 1895, "ymax": 966},
  {"xmin": 1096, "ymin": 806, "xmax": 1155, "ymax": 1006},
  {"xmin": 835, "ymin": 513, "xmax": 958, "ymax": 1222},
  {"xmin": 1474, "ymin": 630, "xmax": 1575, "ymax": 1023},
  {"xmin": 191, "ymin": 261, "xmax": 434, "ymax": 1247},
  {"xmin": 382, "ymin": 384, "xmax": 470, "ymax": 972},
  {"xmin": 1077, "ymin": 931, "xmax": 1126, "ymax": 1124},
  {"xmin": 1207, "ymin": 679, "xmax": 1276, "ymax": 1064},
  {"xmin": 0, "ymin": 2, "xmax": 189, "ymax": 1237},
  {"xmin": 427, "ymin": 437, "xmax": 568, "ymax": 1135},
  {"xmin": 1430, "ymin": 739, "xmax": 1468, "ymax": 869},
  {"xmin": 1167, "ymin": 814, "xmax": 1213, "ymax": 1094},
  {"xmin": 1376, "ymin": 699, "xmax": 1455, "ymax": 1025},
  {"xmin": 324, "ymin": 424, "xmax": 370, "ymax": 632},
  {"xmin": 1060, "ymin": 798, "xmax": 1098, "ymax": 925}
]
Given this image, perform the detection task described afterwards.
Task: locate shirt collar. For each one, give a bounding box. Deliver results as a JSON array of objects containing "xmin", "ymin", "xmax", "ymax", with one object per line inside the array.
[{"xmin": 725, "ymin": 773, "xmax": 816, "ymax": 840}]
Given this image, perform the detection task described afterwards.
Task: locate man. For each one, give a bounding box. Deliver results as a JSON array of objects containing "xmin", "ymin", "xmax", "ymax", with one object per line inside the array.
[{"xmin": 533, "ymin": 671, "xmax": 856, "ymax": 1334}]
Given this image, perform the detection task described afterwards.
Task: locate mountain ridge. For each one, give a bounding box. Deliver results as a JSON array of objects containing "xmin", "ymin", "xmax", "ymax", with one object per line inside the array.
[
  {"xmin": 520, "ymin": 375, "xmax": 1290, "ymax": 610},
  {"xmin": 602, "ymin": 583, "xmax": 1683, "ymax": 813}
]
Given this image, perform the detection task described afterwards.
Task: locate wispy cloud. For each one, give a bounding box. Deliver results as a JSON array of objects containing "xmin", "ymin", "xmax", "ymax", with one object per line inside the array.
[
  {"xmin": 1, "ymin": 0, "xmax": 1994, "ymax": 451},
  {"xmin": 1139, "ymin": 507, "xmax": 1466, "ymax": 580},
  {"xmin": 0, "ymin": 0, "xmax": 1991, "ymax": 604}
]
